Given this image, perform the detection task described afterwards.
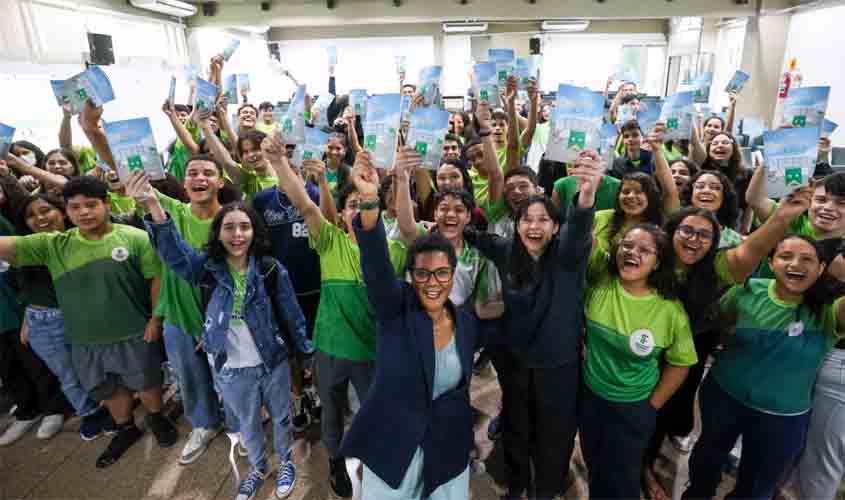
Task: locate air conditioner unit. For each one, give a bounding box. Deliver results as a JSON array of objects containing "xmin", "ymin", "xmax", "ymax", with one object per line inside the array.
[
  {"xmin": 130, "ymin": 0, "xmax": 197, "ymax": 17},
  {"xmin": 541, "ymin": 19, "xmax": 590, "ymax": 32},
  {"xmin": 442, "ymin": 22, "xmax": 488, "ymax": 33}
]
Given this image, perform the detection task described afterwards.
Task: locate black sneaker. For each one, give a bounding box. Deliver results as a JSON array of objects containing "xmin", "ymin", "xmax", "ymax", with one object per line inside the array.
[
  {"xmin": 329, "ymin": 456, "xmax": 353, "ymax": 498},
  {"xmin": 291, "ymin": 396, "xmax": 310, "ymax": 433},
  {"xmin": 145, "ymin": 412, "xmax": 178, "ymax": 448},
  {"xmin": 96, "ymin": 424, "xmax": 144, "ymax": 468},
  {"xmin": 80, "ymin": 407, "xmax": 116, "ymax": 441}
]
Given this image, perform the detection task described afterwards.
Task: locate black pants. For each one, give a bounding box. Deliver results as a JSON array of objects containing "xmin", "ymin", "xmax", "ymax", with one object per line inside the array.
[
  {"xmin": 0, "ymin": 330, "xmax": 70, "ymax": 420},
  {"xmin": 493, "ymin": 348, "xmax": 579, "ymax": 499},
  {"xmin": 579, "ymin": 384, "xmax": 658, "ymax": 500}
]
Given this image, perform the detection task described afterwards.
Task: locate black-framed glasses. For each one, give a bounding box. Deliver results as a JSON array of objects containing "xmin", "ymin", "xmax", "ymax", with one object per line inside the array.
[
  {"xmin": 677, "ymin": 224, "xmax": 714, "ymax": 242},
  {"xmin": 411, "ymin": 267, "xmax": 453, "ymax": 284}
]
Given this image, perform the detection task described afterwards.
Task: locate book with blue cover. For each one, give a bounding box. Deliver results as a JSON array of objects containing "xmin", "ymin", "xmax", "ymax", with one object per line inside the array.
[
  {"xmin": 725, "ymin": 70, "xmax": 751, "ymax": 94},
  {"xmin": 637, "ymin": 99, "xmax": 662, "ymax": 134},
  {"xmin": 783, "ymin": 86, "xmax": 830, "ymax": 128},
  {"xmin": 363, "ymin": 93, "xmax": 401, "ymax": 169},
  {"xmin": 50, "ymin": 66, "xmax": 115, "ymax": 115},
  {"xmin": 168, "ymin": 76, "xmax": 176, "ymax": 105},
  {"xmin": 822, "ymin": 118, "xmax": 838, "ymax": 138},
  {"xmin": 0, "ymin": 122, "xmax": 15, "ymax": 159},
  {"xmin": 546, "ymin": 84, "xmax": 605, "ymax": 163},
  {"xmin": 417, "ymin": 66, "xmax": 443, "ymax": 107},
  {"xmin": 223, "ymin": 74, "xmax": 238, "ymax": 103},
  {"xmin": 238, "ymin": 74, "xmax": 250, "ymax": 93},
  {"xmin": 349, "ymin": 89, "xmax": 368, "ymax": 116},
  {"xmin": 280, "ymin": 85, "xmax": 307, "ymax": 145},
  {"xmin": 660, "ymin": 91, "xmax": 695, "ymax": 141},
  {"xmin": 312, "ymin": 93, "xmax": 335, "ymax": 129},
  {"xmin": 516, "ymin": 56, "xmax": 540, "ymax": 90},
  {"xmin": 600, "ymin": 122, "xmax": 618, "ymax": 166},
  {"xmin": 618, "ymin": 103, "xmax": 637, "ymax": 125},
  {"xmin": 194, "ymin": 78, "xmax": 218, "ymax": 113},
  {"xmin": 293, "ymin": 127, "xmax": 330, "ymax": 167},
  {"xmin": 762, "ymin": 127, "xmax": 820, "ymax": 199},
  {"xmin": 473, "ymin": 62, "xmax": 499, "ymax": 104},
  {"xmin": 687, "ymin": 72, "xmax": 713, "ymax": 104},
  {"xmin": 221, "ymin": 39, "xmax": 240, "ymax": 61},
  {"xmin": 400, "ymin": 94, "xmax": 412, "ymax": 123},
  {"xmin": 103, "ymin": 117, "xmax": 165, "ymax": 184},
  {"xmin": 326, "ymin": 46, "xmax": 338, "ymax": 66},
  {"xmin": 489, "ymin": 49, "xmax": 515, "ymax": 84},
  {"xmin": 406, "ymin": 107, "xmax": 451, "ymax": 170}
]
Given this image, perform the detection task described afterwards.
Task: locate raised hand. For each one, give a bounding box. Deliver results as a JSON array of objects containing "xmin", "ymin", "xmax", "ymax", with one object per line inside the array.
[
  {"xmin": 302, "ymin": 158, "xmax": 326, "ymax": 182},
  {"xmin": 394, "ymin": 146, "xmax": 422, "ymax": 182},
  {"xmin": 124, "ymin": 170, "xmax": 155, "ymax": 207},
  {"xmin": 351, "ymin": 151, "xmax": 379, "ymax": 197},
  {"xmin": 570, "ymin": 150, "xmax": 605, "ymax": 208},
  {"xmin": 261, "ymin": 130, "xmax": 287, "ymax": 164},
  {"xmin": 80, "ymin": 99, "xmax": 104, "ymax": 132},
  {"xmin": 774, "ymin": 182, "xmax": 813, "ymax": 224}
]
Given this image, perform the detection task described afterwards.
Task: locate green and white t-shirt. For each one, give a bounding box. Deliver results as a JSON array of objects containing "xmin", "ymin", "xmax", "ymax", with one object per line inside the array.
[
  {"xmin": 593, "ymin": 209, "xmax": 632, "ymax": 256},
  {"xmin": 450, "ymin": 243, "xmax": 496, "ymax": 308},
  {"xmin": 554, "ymin": 176, "xmax": 621, "ymax": 213},
  {"xmin": 310, "ymin": 219, "xmax": 407, "ymax": 361},
  {"xmin": 712, "ymin": 279, "xmax": 844, "ymax": 415},
  {"xmin": 240, "ymin": 166, "xmax": 279, "ymax": 201},
  {"xmin": 109, "ymin": 192, "xmax": 137, "ymax": 216},
  {"xmin": 223, "ymin": 267, "xmax": 262, "ymax": 369},
  {"xmin": 584, "ymin": 250, "xmax": 697, "ymax": 402},
  {"xmin": 154, "ymin": 193, "xmax": 215, "ymax": 338},
  {"xmin": 468, "ymin": 145, "xmax": 525, "ymax": 206},
  {"xmin": 719, "ymin": 226, "xmax": 743, "ymax": 249},
  {"xmin": 14, "ymin": 224, "xmax": 162, "ymax": 345},
  {"xmin": 482, "ymin": 199, "xmax": 514, "ymax": 240}
]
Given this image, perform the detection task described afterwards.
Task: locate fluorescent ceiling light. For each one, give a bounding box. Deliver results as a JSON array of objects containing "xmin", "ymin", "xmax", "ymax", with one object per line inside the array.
[
  {"xmin": 443, "ymin": 22, "xmax": 488, "ymax": 33},
  {"xmin": 541, "ymin": 19, "xmax": 590, "ymax": 32},
  {"xmin": 130, "ymin": 0, "xmax": 197, "ymax": 17}
]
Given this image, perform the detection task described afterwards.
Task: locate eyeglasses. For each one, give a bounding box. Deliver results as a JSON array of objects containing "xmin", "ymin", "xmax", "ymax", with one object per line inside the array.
[
  {"xmin": 411, "ymin": 267, "xmax": 453, "ymax": 284},
  {"xmin": 677, "ymin": 224, "xmax": 714, "ymax": 242},
  {"xmin": 693, "ymin": 182, "xmax": 723, "ymax": 192},
  {"xmin": 620, "ymin": 240, "xmax": 657, "ymax": 256}
]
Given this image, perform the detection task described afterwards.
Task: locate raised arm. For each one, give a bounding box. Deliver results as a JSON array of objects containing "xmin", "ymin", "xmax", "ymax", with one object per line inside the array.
[
  {"xmin": 215, "ymin": 95, "xmax": 239, "ymax": 156},
  {"xmin": 505, "ymin": 76, "xmax": 520, "ymax": 173},
  {"xmin": 263, "ymin": 131, "xmax": 324, "ymax": 232},
  {"xmin": 79, "ymin": 100, "xmax": 117, "ymax": 170},
  {"xmin": 0, "ymin": 237, "xmax": 16, "ymax": 265},
  {"xmin": 197, "ymin": 109, "xmax": 242, "ymax": 185},
  {"xmin": 476, "ymin": 101, "xmax": 504, "ymax": 205},
  {"xmin": 558, "ymin": 151, "xmax": 601, "ymax": 265},
  {"xmin": 163, "ymin": 100, "xmax": 200, "ymax": 155},
  {"xmin": 520, "ymin": 79, "xmax": 539, "ymax": 149},
  {"xmin": 689, "ymin": 121, "xmax": 707, "ymax": 165},
  {"xmin": 648, "ymin": 126, "xmax": 679, "ymax": 213},
  {"xmin": 6, "ymin": 154, "xmax": 67, "ymax": 190},
  {"xmin": 58, "ymin": 105, "xmax": 73, "ymax": 150},
  {"xmin": 725, "ymin": 92, "xmax": 738, "ymax": 137},
  {"xmin": 725, "ymin": 184, "xmax": 812, "ymax": 283},
  {"xmin": 303, "ymin": 159, "xmax": 338, "ymax": 223},
  {"xmin": 745, "ymin": 163, "xmax": 776, "ymax": 222},
  {"xmin": 395, "ymin": 147, "xmax": 423, "ymax": 247}
]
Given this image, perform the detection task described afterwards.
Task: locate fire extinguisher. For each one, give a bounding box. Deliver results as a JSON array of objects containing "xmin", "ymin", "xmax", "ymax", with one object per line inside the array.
[
  {"xmin": 777, "ymin": 67, "xmax": 791, "ymax": 99},
  {"xmin": 779, "ymin": 57, "xmax": 802, "ymax": 98}
]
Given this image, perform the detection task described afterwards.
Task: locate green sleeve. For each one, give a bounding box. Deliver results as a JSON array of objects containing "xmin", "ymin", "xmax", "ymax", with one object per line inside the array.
[
  {"xmin": 553, "ymin": 177, "xmax": 576, "ymax": 207},
  {"xmin": 719, "ymin": 285, "xmax": 740, "ymax": 318},
  {"xmin": 713, "ymin": 250, "xmax": 739, "ymax": 288},
  {"xmin": 137, "ymin": 232, "xmax": 162, "ymax": 279},
  {"xmin": 664, "ymin": 302, "xmax": 698, "ymax": 367},
  {"xmin": 387, "ymin": 239, "xmax": 408, "ymax": 276},
  {"xmin": 13, "ymin": 233, "xmax": 52, "ymax": 267},
  {"xmin": 824, "ymin": 297, "xmax": 844, "ymax": 340},
  {"xmin": 76, "ymin": 146, "xmax": 98, "ymax": 174},
  {"xmin": 482, "ymin": 199, "xmax": 509, "ymax": 224},
  {"xmin": 308, "ymin": 218, "xmax": 338, "ymax": 256}
]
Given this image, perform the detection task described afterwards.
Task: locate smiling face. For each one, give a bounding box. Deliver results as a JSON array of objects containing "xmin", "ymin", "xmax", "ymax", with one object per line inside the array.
[
  {"xmin": 435, "ymin": 195, "xmax": 471, "ymax": 243},
  {"xmin": 492, "ymin": 118, "xmax": 509, "ymax": 147},
  {"xmin": 616, "ymin": 228, "xmax": 659, "ymax": 285},
  {"xmin": 709, "ymin": 133, "xmax": 734, "ymax": 162},
  {"xmin": 770, "ymin": 237, "xmax": 825, "ymax": 297},
  {"xmin": 620, "ymin": 82, "xmax": 637, "ymax": 97},
  {"xmin": 66, "ymin": 194, "xmax": 108, "ymax": 235},
  {"xmin": 25, "ymin": 199, "xmax": 66, "ymax": 234},
  {"xmin": 670, "ymin": 161, "xmax": 692, "ymax": 189},
  {"xmin": 465, "ymin": 144, "xmax": 484, "ymax": 171},
  {"xmin": 436, "ymin": 164, "xmax": 464, "ymax": 192},
  {"xmin": 622, "ymin": 128, "xmax": 642, "ymax": 156},
  {"xmin": 240, "ymin": 139, "xmax": 264, "ymax": 170},
  {"xmin": 260, "ymin": 108, "xmax": 274, "ymax": 124},
  {"xmin": 208, "ymin": 114, "xmax": 220, "ymax": 134},
  {"xmin": 238, "ymin": 106, "xmax": 257, "ymax": 130},
  {"xmin": 673, "ymin": 215, "xmax": 715, "ymax": 266},
  {"xmin": 619, "ymin": 180, "xmax": 648, "ymax": 218},
  {"xmin": 219, "ymin": 209, "xmax": 253, "ymax": 260},
  {"xmin": 703, "ymin": 117, "xmax": 724, "ymax": 142},
  {"xmin": 441, "ymin": 140, "xmax": 461, "ymax": 163},
  {"xmin": 45, "ymin": 152, "xmax": 75, "ymax": 177},
  {"xmin": 449, "ymin": 114, "xmax": 465, "ymax": 136},
  {"xmin": 809, "ymin": 185, "xmax": 845, "ymax": 237},
  {"xmin": 541, "ymin": 104, "xmax": 552, "ymax": 122},
  {"xmin": 325, "ymin": 136, "xmax": 347, "ymax": 167},
  {"xmin": 504, "ymin": 175, "xmax": 537, "ymax": 212},
  {"xmin": 411, "ymin": 251, "xmax": 454, "ymax": 313},
  {"xmin": 691, "ymin": 173, "xmax": 725, "ymax": 213},
  {"xmin": 176, "ymin": 110, "xmax": 190, "ymax": 124},
  {"xmin": 517, "ymin": 201, "xmax": 559, "ymax": 260},
  {"xmin": 184, "ymin": 160, "xmax": 224, "ymax": 206}
]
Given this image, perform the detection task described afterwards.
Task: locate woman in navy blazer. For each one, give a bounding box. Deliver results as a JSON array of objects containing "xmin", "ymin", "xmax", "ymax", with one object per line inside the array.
[{"xmin": 338, "ymin": 152, "xmax": 488, "ymax": 499}]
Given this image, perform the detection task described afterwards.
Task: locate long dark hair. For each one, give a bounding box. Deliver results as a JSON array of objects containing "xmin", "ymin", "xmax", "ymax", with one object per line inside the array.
[
  {"xmin": 45, "ymin": 148, "xmax": 80, "ymax": 177},
  {"xmin": 609, "ymin": 172, "xmax": 663, "ymax": 244},
  {"xmin": 508, "ymin": 195, "xmax": 560, "ymax": 287},
  {"xmin": 665, "ymin": 208, "xmax": 723, "ymax": 326},
  {"xmin": 15, "ymin": 193, "xmax": 70, "ymax": 235},
  {"xmin": 680, "ymin": 170, "xmax": 738, "ymax": 230},
  {"xmin": 702, "ymin": 132, "xmax": 744, "ymax": 182},
  {"xmin": 11, "ymin": 141, "xmax": 46, "ymax": 169},
  {"xmin": 607, "ymin": 223, "xmax": 677, "ymax": 299},
  {"xmin": 206, "ymin": 201, "xmax": 271, "ymax": 263}
]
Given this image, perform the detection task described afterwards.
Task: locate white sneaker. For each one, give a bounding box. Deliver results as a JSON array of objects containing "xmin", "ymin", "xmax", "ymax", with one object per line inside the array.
[
  {"xmin": 0, "ymin": 416, "xmax": 41, "ymax": 446},
  {"xmin": 37, "ymin": 414, "xmax": 64, "ymax": 440},
  {"xmin": 179, "ymin": 427, "xmax": 220, "ymax": 465},
  {"xmin": 237, "ymin": 433, "xmax": 248, "ymax": 457}
]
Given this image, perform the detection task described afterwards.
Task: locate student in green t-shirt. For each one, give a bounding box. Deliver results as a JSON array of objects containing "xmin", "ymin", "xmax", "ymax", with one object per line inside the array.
[
  {"xmin": 0, "ymin": 176, "xmax": 176, "ymax": 468},
  {"xmin": 669, "ymin": 157, "xmax": 699, "ymax": 193},
  {"xmin": 685, "ymin": 234, "xmax": 845, "ymax": 500},
  {"xmin": 324, "ymin": 132, "xmax": 352, "ymax": 206},
  {"xmin": 592, "ymin": 172, "xmax": 665, "ymax": 256},
  {"xmin": 553, "ymin": 173, "xmax": 620, "ymax": 213},
  {"xmin": 679, "ymin": 170, "xmax": 743, "ymax": 248},
  {"xmin": 264, "ymin": 133, "xmax": 406, "ymax": 498},
  {"xmin": 581, "ymin": 223, "xmax": 696, "ymax": 500}
]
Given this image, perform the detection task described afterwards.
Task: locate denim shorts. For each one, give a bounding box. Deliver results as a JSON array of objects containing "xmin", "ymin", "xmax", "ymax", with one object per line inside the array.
[{"xmin": 71, "ymin": 336, "xmax": 164, "ymax": 401}]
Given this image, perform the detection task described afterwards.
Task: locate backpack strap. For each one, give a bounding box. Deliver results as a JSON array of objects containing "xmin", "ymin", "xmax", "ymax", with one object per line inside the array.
[{"xmin": 259, "ymin": 256, "xmax": 296, "ymax": 359}]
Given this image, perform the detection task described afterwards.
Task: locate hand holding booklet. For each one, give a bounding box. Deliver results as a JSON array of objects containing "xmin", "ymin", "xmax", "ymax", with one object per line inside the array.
[
  {"xmin": 406, "ymin": 107, "xmax": 451, "ymax": 170},
  {"xmin": 103, "ymin": 118, "xmax": 166, "ymax": 184},
  {"xmin": 51, "ymin": 66, "xmax": 115, "ymax": 115},
  {"xmin": 473, "ymin": 62, "xmax": 499, "ymax": 104},
  {"xmin": 762, "ymin": 127, "xmax": 820, "ymax": 199},
  {"xmin": 489, "ymin": 49, "xmax": 515, "ymax": 83},
  {"xmin": 546, "ymin": 84, "xmax": 605, "ymax": 163},
  {"xmin": 0, "ymin": 122, "xmax": 15, "ymax": 158},
  {"xmin": 281, "ymin": 85, "xmax": 307, "ymax": 145},
  {"xmin": 660, "ymin": 92, "xmax": 695, "ymax": 141},
  {"xmin": 363, "ymin": 93, "xmax": 401, "ymax": 169},
  {"xmin": 293, "ymin": 127, "xmax": 330, "ymax": 167},
  {"xmin": 725, "ymin": 70, "xmax": 751, "ymax": 94},
  {"xmin": 194, "ymin": 78, "xmax": 218, "ymax": 113},
  {"xmin": 417, "ymin": 66, "xmax": 443, "ymax": 107}
]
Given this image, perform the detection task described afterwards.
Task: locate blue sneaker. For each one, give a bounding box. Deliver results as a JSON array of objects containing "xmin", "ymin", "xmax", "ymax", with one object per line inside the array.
[
  {"xmin": 487, "ymin": 414, "xmax": 502, "ymax": 441},
  {"xmin": 80, "ymin": 407, "xmax": 116, "ymax": 441},
  {"xmin": 275, "ymin": 460, "xmax": 297, "ymax": 499},
  {"xmin": 235, "ymin": 468, "xmax": 269, "ymax": 500}
]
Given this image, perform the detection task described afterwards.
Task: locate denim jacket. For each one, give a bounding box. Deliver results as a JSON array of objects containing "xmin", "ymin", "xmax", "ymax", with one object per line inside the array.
[{"xmin": 145, "ymin": 216, "xmax": 314, "ymax": 372}]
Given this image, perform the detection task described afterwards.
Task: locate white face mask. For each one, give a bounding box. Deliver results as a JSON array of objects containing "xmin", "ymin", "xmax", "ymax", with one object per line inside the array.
[{"xmin": 20, "ymin": 152, "xmax": 36, "ymax": 166}]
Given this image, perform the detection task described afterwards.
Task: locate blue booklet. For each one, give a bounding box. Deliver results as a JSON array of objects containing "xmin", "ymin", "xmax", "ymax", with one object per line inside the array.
[
  {"xmin": 617, "ymin": 103, "xmax": 637, "ymax": 125},
  {"xmin": 0, "ymin": 122, "xmax": 15, "ymax": 158},
  {"xmin": 637, "ymin": 100, "xmax": 662, "ymax": 134},
  {"xmin": 168, "ymin": 76, "xmax": 176, "ymax": 105},
  {"xmin": 50, "ymin": 66, "xmax": 115, "ymax": 115},
  {"xmin": 516, "ymin": 56, "xmax": 540, "ymax": 90},
  {"xmin": 400, "ymin": 94, "xmax": 412, "ymax": 124},
  {"xmin": 394, "ymin": 55, "xmax": 406, "ymax": 75},
  {"xmin": 822, "ymin": 118, "xmax": 838, "ymax": 138},
  {"xmin": 221, "ymin": 39, "xmax": 240, "ymax": 62},
  {"xmin": 546, "ymin": 84, "xmax": 605, "ymax": 163},
  {"xmin": 103, "ymin": 117, "xmax": 166, "ymax": 184},
  {"xmin": 406, "ymin": 107, "xmax": 451, "ymax": 170},
  {"xmin": 783, "ymin": 86, "xmax": 830, "ymax": 128},
  {"xmin": 194, "ymin": 78, "xmax": 218, "ymax": 113},
  {"xmin": 312, "ymin": 93, "xmax": 335, "ymax": 129},
  {"xmin": 660, "ymin": 91, "xmax": 695, "ymax": 141},
  {"xmin": 725, "ymin": 70, "xmax": 751, "ymax": 94},
  {"xmin": 762, "ymin": 127, "xmax": 820, "ymax": 198},
  {"xmin": 688, "ymin": 72, "xmax": 713, "ymax": 104},
  {"xmin": 281, "ymin": 85, "xmax": 307, "ymax": 145},
  {"xmin": 326, "ymin": 46, "xmax": 338, "ymax": 66},
  {"xmin": 473, "ymin": 62, "xmax": 499, "ymax": 104},
  {"xmin": 223, "ymin": 74, "xmax": 238, "ymax": 103},
  {"xmin": 489, "ymin": 49, "xmax": 515, "ymax": 83},
  {"xmin": 600, "ymin": 122, "xmax": 618, "ymax": 165},
  {"xmin": 363, "ymin": 93, "xmax": 401, "ymax": 169},
  {"xmin": 293, "ymin": 127, "xmax": 330, "ymax": 167},
  {"xmin": 349, "ymin": 89, "xmax": 368, "ymax": 116},
  {"xmin": 418, "ymin": 66, "xmax": 443, "ymax": 107},
  {"xmin": 238, "ymin": 74, "xmax": 250, "ymax": 93}
]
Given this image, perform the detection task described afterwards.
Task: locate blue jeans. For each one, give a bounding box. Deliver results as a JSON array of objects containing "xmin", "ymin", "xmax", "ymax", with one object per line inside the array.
[
  {"xmin": 163, "ymin": 323, "xmax": 221, "ymax": 429},
  {"xmin": 25, "ymin": 307, "xmax": 98, "ymax": 417},
  {"xmin": 216, "ymin": 361, "xmax": 293, "ymax": 472}
]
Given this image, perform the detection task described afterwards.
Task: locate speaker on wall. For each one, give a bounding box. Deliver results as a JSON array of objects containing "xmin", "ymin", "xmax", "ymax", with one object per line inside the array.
[
  {"xmin": 530, "ymin": 36, "xmax": 541, "ymax": 55},
  {"xmin": 87, "ymin": 33, "xmax": 115, "ymax": 65}
]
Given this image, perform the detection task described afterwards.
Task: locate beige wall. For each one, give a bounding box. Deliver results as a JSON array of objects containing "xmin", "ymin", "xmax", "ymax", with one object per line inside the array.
[{"xmin": 738, "ymin": 14, "xmax": 791, "ymax": 126}]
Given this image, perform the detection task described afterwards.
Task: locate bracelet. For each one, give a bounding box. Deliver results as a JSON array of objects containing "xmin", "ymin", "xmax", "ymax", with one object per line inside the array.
[{"xmin": 358, "ymin": 199, "xmax": 380, "ymax": 211}]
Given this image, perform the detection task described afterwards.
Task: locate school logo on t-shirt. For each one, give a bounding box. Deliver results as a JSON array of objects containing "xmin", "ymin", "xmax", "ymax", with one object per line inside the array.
[
  {"xmin": 111, "ymin": 247, "xmax": 130, "ymax": 262},
  {"xmin": 787, "ymin": 321, "xmax": 804, "ymax": 337},
  {"xmin": 629, "ymin": 329, "xmax": 655, "ymax": 357}
]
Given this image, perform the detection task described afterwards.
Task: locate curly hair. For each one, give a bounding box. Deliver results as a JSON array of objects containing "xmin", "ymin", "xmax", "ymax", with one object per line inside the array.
[
  {"xmin": 206, "ymin": 201, "xmax": 271, "ymax": 263},
  {"xmin": 608, "ymin": 172, "xmax": 664, "ymax": 245},
  {"xmin": 680, "ymin": 170, "xmax": 739, "ymax": 230},
  {"xmin": 607, "ymin": 223, "xmax": 677, "ymax": 299}
]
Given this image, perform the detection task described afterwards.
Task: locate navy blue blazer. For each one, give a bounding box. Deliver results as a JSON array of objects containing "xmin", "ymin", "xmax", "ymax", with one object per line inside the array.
[{"xmin": 339, "ymin": 216, "xmax": 491, "ymax": 496}]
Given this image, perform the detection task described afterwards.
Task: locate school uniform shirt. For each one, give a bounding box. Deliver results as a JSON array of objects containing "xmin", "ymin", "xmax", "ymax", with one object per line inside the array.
[
  {"xmin": 592, "ymin": 209, "xmax": 633, "ymax": 256},
  {"xmin": 757, "ymin": 205, "xmax": 818, "ymax": 278},
  {"xmin": 608, "ymin": 150, "xmax": 655, "ymax": 179},
  {"xmin": 76, "ymin": 146, "xmax": 98, "ymax": 175},
  {"xmin": 711, "ymin": 279, "xmax": 844, "ymax": 415},
  {"xmin": 253, "ymin": 186, "xmax": 321, "ymax": 296},
  {"xmin": 584, "ymin": 250, "xmax": 697, "ymax": 403},
  {"xmin": 468, "ymin": 145, "xmax": 526, "ymax": 206},
  {"xmin": 153, "ymin": 192, "xmax": 215, "ymax": 339},
  {"xmin": 13, "ymin": 224, "xmax": 161, "ymax": 345},
  {"xmin": 555, "ymin": 176, "xmax": 621, "ymax": 213},
  {"xmin": 239, "ymin": 166, "xmax": 279, "ymax": 201},
  {"xmin": 255, "ymin": 121, "xmax": 278, "ymax": 136},
  {"xmin": 309, "ymin": 218, "xmax": 407, "ymax": 362},
  {"xmin": 109, "ymin": 192, "xmax": 137, "ymax": 216},
  {"xmin": 481, "ymin": 199, "xmax": 514, "ymax": 241}
]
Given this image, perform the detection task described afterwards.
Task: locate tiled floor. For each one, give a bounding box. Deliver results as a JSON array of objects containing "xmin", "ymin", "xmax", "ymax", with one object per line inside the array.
[{"xmin": 0, "ymin": 366, "xmax": 840, "ymax": 500}]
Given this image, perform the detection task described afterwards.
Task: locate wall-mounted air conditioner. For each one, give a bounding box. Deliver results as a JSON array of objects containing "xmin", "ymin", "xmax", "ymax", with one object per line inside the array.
[
  {"xmin": 541, "ymin": 20, "xmax": 590, "ymax": 32},
  {"xmin": 129, "ymin": 0, "xmax": 197, "ymax": 18},
  {"xmin": 442, "ymin": 22, "xmax": 488, "ymax": 34}
]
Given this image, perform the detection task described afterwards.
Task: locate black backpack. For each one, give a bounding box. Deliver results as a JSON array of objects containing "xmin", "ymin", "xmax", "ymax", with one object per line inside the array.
[{"xmin": 199, "ymin": 256, "xmax": 295, "ymax": 358}]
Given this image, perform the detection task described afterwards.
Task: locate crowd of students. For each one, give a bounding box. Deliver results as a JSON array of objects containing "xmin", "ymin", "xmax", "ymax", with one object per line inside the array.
[{"xmin": 0, "ymin": 50, "xmax": 843, "ymax": 500}]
